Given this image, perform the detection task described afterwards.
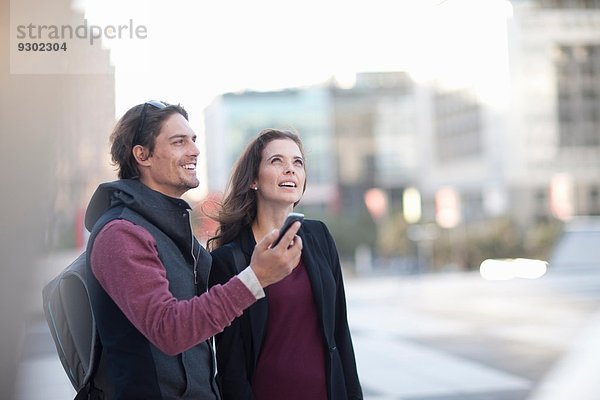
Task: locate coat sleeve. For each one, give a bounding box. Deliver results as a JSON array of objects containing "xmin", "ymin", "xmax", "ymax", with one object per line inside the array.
[
  {"xmin": 320, "ymin": 221, "xmax": 364, "ymax": 400},
  {"xmin": 209, "ymin": 247, "xmax": 256, "ymax": 400}
]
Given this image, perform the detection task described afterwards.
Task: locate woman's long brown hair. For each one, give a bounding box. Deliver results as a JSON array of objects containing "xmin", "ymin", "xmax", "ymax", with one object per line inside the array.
[{"xmin": 206, "ymin": 128, "xmax": 306, "ymax": 251}]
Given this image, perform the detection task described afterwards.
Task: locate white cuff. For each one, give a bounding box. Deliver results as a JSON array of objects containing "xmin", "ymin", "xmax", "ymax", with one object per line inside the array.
[{"xmin": 237, "ymin": 266, "xmax": 265, "ymax": 300}]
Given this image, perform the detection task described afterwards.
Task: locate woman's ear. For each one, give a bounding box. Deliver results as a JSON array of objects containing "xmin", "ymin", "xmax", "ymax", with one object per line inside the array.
[{"xmin": 132, "ymin": 145, "xmax": 151, "ymax": 166}]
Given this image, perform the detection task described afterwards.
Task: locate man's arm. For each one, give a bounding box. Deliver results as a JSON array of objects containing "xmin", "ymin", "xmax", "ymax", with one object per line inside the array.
[{"xmin": 91, "ymin": 220, "xmax": 257, "ymax": 355}]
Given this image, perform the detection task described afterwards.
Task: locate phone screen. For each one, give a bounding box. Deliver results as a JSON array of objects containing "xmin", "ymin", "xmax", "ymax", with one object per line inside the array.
[{"xmin": 272, "ymin": 212, "xmax": 304, "ymax": 247}]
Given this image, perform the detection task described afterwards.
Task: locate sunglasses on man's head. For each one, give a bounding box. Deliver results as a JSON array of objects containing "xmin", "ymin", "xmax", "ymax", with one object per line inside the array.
[{"xmin": 132, "ymin": 100, "xmax": 168, "ymax": 146}]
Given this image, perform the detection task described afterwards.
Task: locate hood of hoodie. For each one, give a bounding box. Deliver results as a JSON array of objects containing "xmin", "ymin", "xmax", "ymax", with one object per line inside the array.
[{"xmin": 85, "ymin": 179, "xmax": 195, "ymax": 254}]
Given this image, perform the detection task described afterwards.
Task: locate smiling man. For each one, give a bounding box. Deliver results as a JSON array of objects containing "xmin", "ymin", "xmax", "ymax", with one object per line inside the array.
[{"xmin": 83, "ymin": 101, "xmax": 303, "ymax": 399}]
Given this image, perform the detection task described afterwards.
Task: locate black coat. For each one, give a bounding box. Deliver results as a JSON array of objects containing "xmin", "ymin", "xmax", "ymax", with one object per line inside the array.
[{"xmin": 209, "ymin": 219, "xmax": 363, "ymax": 400}]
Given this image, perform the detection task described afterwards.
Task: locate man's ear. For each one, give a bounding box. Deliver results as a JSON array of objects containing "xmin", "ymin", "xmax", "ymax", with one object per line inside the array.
[{"xmin": 132, "ymin": 145, "xmax": 151, "ymax": 166}]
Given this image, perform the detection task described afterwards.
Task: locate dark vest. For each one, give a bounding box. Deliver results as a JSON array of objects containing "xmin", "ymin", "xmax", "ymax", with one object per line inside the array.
[{"xmin": 85, "ymin": 190, "xmax": 218, "ymax": 399}]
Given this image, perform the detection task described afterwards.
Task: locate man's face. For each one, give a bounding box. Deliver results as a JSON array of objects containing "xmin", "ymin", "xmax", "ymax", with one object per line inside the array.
[{"xmin": 139, "ymin": 112, "xmax": 199, "ymax": 198}]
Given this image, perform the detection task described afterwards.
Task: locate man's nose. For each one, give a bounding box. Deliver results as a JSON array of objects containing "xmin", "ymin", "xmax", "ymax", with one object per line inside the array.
[{"xmin": 189, "ymin": 141, "xmax": 200, "ymax": 156}]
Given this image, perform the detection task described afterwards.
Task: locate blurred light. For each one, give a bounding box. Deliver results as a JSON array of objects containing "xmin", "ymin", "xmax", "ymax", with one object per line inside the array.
[
  {"xmin": 550, "ymin": 173, "xmax": 574, "ymax": 221},
  {"xmin": 403, "ymin": 187, "xmax": 422, "ymax": 224},
  {"xmin": 480, "ymin": 258, "xmax": 548, "ymax": 281},
  {"xmin": 364, "ymin": 188, "xmax": 388, "ymax": 221},
  {"xmin": 435, "ymin": 187, "xmax": 461, "ymax": 229},
  {"xmin": 483, "ymin": 185, "xmax": 507, "ymax": 216}
]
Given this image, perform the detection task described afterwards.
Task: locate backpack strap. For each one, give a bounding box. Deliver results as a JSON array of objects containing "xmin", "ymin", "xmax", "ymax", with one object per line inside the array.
[{"xmin": 78, "ymin": 206, "xmax": 129, "ymax": 400}]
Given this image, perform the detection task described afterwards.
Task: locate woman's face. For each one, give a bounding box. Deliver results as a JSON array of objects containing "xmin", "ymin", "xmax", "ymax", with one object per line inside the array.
[{"xmin": 253, "ymin": 138, "xmax": 305, "ymax": 209}]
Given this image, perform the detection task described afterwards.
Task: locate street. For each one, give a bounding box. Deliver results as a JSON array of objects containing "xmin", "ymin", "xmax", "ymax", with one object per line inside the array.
[
  {"xmin": 346, "ymin": 267, "xmax": 600, "ymax": 399},
  {"xmin": 15, "ymin": 252, "xmax": 600, "ymax": 400}
]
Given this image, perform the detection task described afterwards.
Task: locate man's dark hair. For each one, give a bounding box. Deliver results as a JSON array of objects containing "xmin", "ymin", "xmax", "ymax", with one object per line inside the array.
[{"xmin": 110, "ymin": 101, "xmax": 188, "ymax": 179}]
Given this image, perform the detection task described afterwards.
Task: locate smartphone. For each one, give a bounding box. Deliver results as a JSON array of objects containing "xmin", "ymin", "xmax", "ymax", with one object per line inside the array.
[{"xmin": 272, "ymin": 212, "xmax": 304, "ymax": 247}]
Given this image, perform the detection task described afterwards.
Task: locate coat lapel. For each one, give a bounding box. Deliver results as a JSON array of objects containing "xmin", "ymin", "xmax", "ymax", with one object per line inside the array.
[
  {"xmin": 298, "ymin": 225, "xmax": 326, "ymax": 329},
  {"xmin": 239, "ymin": 229, "xmax": 268, "ymax": 365}
]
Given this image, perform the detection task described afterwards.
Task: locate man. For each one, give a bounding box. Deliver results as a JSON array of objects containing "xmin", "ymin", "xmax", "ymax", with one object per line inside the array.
[{"xmin": 84, "ymin": 101, "xmax": 302, "ymax": 399}]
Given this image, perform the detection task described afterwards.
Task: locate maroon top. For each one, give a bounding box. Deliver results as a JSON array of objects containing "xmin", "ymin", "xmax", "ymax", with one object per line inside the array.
[{"xmin": 252, "ymin": 259, "xmax": 328, "ymax": 400}]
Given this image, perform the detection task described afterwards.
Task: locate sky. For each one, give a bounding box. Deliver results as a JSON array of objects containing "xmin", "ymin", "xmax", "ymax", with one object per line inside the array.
[
  {"xmin": 77, "ymin": 0, "xmax": 514, "ymax": 120},
  {"xmin": 70, "ymin": 0, "xmax": 514, "ymax": 201}
]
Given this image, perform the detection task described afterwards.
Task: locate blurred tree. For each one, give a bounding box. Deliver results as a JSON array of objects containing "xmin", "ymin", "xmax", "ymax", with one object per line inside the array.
[
  {"xmin": 377, "ymin": 211, "xmax": 411, "ymax": 257},
  {"xmin": 322, "ymin": 209, "xmax": 377, "ymax": 261},
  {"xmin": 430, "ymin": 217, "xmax": 563, "ymax": 272},
  {"xmin": 524, "ymin": 218, "xmax": 564, "ymax": 260}
]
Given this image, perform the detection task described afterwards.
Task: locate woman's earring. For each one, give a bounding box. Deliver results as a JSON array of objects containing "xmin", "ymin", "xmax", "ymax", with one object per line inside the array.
[{"xmin": 253, "ymin": 187, "xmax": 258, "ymax": 191}]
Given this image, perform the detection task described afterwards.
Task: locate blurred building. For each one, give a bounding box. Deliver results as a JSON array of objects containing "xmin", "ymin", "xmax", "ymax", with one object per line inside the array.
[
  {"xmin": 2, "ymin": 0, "xmax": 114, "ymax": 396},
  {"xmin": 203, "ymin": 0, "xmax": 600, "ymax": 239},
  {"xmin": 202, "ymin": 73, "xmax": 497, "ymax": 225},
  {"xmin": 404, "ymin": 0, "xmax": 600, "ymax": 229},
  {"xmin": 505, "ymin": 0, "xmax": 600, "ymax": 224},
  {"xmin": 6, "ymin": 0, "xmax": 117, "ymax": 249},
  {"xmin": 332, "ymin": 72, "xmax": 419, "ymax": 217},
  {"xmin": 412, "ymin": 84, "xmax": 499, "ymax": 226},
  {"xmin": 203, "ymin": 86, "xmax": 337, "ymax": 214}
]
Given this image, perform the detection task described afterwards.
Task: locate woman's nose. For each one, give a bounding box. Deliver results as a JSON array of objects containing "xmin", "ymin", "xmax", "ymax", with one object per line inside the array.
[{"xmin": 284, "ymin": 164, "xmax": 295, "ymax": 174}]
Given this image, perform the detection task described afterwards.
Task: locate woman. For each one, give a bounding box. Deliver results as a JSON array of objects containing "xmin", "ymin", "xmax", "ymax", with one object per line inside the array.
[{"xmin": 208, "ymin": 128, "xmax": 363, "ymax": 400}]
